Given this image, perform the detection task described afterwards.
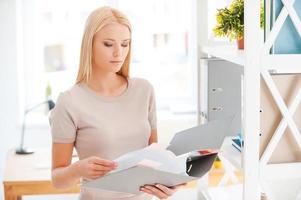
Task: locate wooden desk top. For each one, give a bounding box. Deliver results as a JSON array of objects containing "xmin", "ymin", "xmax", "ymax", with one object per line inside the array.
[
  {"xmin": 3, "ymin": 148, "xmax": 78, "ymax": 184},
  {"xmin": 4, "ymin": 149, "xmax": 52, "ymax": 184},
  {"xmin": 3, "ymin": 149, "xmax": 80, "ymax": 198}
]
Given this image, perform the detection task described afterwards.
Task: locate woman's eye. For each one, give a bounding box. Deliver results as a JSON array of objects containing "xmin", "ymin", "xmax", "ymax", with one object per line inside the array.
[
  {"xmin": 104, "ymin": 42, "xmax": 113, "ymax": 47},
  {"xmin": 121, "ymin": 43, "xmax": 129, "ymax": 47}
]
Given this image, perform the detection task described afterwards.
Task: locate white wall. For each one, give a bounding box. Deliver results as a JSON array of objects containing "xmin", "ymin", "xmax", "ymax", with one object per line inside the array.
[{"xmin": 0, "ymin": 0, "xmax": 21, "ymax": 198}]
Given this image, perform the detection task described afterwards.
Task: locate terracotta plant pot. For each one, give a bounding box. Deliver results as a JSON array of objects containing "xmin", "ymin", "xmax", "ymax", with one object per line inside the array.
[{"xmin": 237, "ymin": 37, "xmax": 244, "ymax": 49}]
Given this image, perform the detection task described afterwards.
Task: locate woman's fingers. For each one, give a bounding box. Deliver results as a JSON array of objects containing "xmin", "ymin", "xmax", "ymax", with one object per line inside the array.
[
  {"xmin": 91, "ymin": 157, "xmax": 118, "ymax": 173},
  {"xmin": 92, "ymin": 157, "xmax": 118, "ymax": 167},
  {"xmin": 141, "ymin": 185, "xmax": 168, "ymax": 199},
  {"xmin": 77, "ymin": 156, "xmax": 117, "ymax": 180},
  {"xmin": 92, "ymin": 170, "xmax": 108, "ymax": 176},
  {"xmin": 89, "ymin": 171, "xmax": 110, "ymax": 179},
  {"xmin": 140, "ymin": 186, "xmax": 162, "ymax": 197},
  {"xmin": 92, "ymin": 164, "xmax": 116, "ymax": 171},
  {"xmin": 140, "ymin": 184, "xmax": 179, "ymax": 199},
  {"xmin": 140, "ymin": 187, "xmax": 153, "ymax": 195},
  {"xmin": 154, "ymin": 184, "xmax": 175, "ymax": 196}
]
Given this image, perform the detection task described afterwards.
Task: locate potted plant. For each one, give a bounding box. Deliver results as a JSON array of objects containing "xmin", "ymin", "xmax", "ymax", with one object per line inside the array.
[{"xmin": 213, "ymin": 0, "xmax": 264, "ymax": 49}]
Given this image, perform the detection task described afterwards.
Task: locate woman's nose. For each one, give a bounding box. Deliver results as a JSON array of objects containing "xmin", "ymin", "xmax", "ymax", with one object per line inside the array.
[{"xmin": 113, "ymin": 46, "xmax": 121, "ymax": 57}]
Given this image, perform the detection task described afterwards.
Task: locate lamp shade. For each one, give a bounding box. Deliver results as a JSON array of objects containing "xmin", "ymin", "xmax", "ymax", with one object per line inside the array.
[{"xmin": 47, "ymin": 100, "xmax": 55, "ymax": 110}]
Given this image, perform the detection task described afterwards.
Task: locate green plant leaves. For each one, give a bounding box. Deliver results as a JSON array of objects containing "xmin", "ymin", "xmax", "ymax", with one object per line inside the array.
[{"xmin": 213, "ymin": 0, "xmax": 263, "ymax": 41}]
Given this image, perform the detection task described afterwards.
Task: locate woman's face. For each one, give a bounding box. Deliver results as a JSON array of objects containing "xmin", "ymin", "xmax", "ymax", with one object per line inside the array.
[{"xmin": 92, "ymin": 22, "xmax": 131, "ymax": 74}]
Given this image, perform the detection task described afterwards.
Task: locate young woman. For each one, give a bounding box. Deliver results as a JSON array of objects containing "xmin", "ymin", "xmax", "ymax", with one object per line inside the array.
[{"xmin": 50, "ymin": 6, "xmax": 180, "ymax": 200}]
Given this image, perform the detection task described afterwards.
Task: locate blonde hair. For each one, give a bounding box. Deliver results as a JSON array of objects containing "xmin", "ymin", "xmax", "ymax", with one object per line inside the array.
[{"xmin": 76, "ymin": 6, "xmax": 132, "ymax": 84}]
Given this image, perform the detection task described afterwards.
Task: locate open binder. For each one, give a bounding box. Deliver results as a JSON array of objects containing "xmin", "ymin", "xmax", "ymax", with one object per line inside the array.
[{"xmin": 82, "ymin": 116, "xmax": 234, "ymax": 194}]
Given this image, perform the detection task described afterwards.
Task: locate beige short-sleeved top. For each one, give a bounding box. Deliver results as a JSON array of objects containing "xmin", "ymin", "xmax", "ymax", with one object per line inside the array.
[{"xmin": 49, "ymin": 77, "xmax": 156, "ymax": 200}]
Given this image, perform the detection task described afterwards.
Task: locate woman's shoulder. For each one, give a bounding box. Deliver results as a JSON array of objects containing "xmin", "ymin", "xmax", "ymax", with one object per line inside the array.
[
  {"xmin": 130, "ymin": 77, "xmax": 154, "ymax": 89},
  {"xmin": 55, "ymin": 84, "xmax": 81, "ymax": 106}
]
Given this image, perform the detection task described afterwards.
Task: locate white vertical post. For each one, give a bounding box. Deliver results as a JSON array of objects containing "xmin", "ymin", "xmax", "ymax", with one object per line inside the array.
[
  {"xmin": 196, "ymin": 0, "xmax": 209, "ymax": 51},
  {"xmin": 199, "ymin": 58, "xmax": 208, "ymax": 125},
  {"xmin": 243, "ymin": 0, "xmax": 261, "ymax": 200},
  {"xmin": 196, "ymin": 0, "xmax": 209, "ymax": 125}
]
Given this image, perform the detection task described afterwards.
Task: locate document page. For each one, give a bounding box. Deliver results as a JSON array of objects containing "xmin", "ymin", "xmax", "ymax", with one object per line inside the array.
[
  {"xmin": 112, "ymin": 143, "xmax": 189, "ymax": 175},
  {"xmin": 82, "ymin": 145, "xmax": 217, "ymax": 194}
]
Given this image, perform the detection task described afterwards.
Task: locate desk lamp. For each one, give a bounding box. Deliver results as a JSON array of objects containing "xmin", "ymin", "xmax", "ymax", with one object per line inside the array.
[{"xmin": 16, "ymin": 99, "xmax": 55, "ymax": 154}]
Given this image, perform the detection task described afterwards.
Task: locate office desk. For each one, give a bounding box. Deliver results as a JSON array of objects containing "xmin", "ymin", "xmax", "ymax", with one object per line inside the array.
[{"xmin": 3, "ymin": 149, "xmax": 80, "ymax": 200}]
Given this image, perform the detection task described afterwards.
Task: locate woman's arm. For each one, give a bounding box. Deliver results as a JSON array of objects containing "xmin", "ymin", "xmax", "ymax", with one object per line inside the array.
[
  {"xmin": 148, "ymin": 129, "xmax": 158, "ymax": 144},
  {"xmin": 51, "ymin": 143, "xmax": 117, "ymax": 189},
  {"xmin": 51, "ymin": 143, "xmax": 80, "ymax": 189}
]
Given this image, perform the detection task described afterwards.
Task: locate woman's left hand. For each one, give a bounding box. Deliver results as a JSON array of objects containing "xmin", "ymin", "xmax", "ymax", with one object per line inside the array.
[{"xmin": 140, "ymin": 183, "xmax": 185, "ymax": 200}]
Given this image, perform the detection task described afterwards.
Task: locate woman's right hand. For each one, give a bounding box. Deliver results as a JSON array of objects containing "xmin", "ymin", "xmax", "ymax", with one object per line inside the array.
[{"xmin": 75, "ymin": 156, "xmax": 118, "ymax": 180}]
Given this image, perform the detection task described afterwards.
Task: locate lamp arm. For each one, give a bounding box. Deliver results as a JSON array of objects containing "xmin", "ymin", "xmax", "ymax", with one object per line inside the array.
[
  {"xmin": 19, "ymin": 112, "xmax": 27, "ymax": 149},
  {"xmin": 17, "ymin": 100, "xmax": 54, "ymax": 154},
  {"xmin": 25, "ymin": 100, "xmax": 49, "ymax": 114},
  {"xmin": 19, "ymin": 100, "xmax": 48, "ymax": 149}
]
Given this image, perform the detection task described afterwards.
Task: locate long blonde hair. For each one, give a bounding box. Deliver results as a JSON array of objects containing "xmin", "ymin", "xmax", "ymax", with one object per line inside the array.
[{"xmin": 76, "ymin": 6, "xmax": 132, "ymax": 84}]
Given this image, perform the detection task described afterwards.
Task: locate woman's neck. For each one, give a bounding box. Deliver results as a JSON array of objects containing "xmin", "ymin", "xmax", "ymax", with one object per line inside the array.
[{"xmin": 87, "ymin": 73, "xmax": 127, "ymax": 96}]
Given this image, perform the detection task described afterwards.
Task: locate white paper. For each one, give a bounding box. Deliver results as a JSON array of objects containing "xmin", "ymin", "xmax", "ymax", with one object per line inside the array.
[{"xmin": 112, "ymin": 143, "xmax": 188, "ymax": 175}]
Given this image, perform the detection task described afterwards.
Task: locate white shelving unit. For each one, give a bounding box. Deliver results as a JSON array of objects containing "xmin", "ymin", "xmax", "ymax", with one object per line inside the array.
[
  {"xmin": 197, "ymin": 0, "xmax": 301, "ymax": 200},
  {"xmin": 202, "ymin": 45, "xmax": 301, "ymax": 74},
  {"xmin": 201, "ymin": 46, "xmax": 245, "ymax": 66},
  {"xmin": 220, "ymin": 137, "xmax": 241, "ymax": 170}
]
